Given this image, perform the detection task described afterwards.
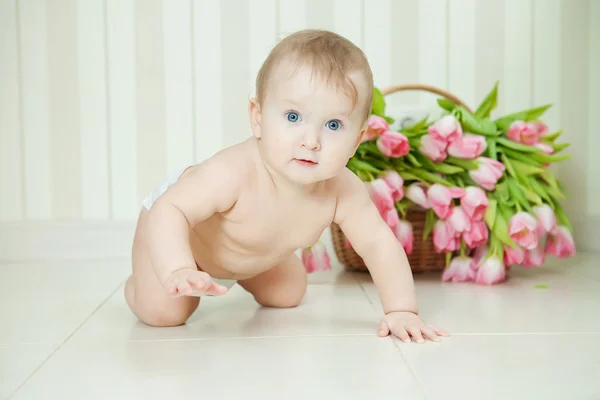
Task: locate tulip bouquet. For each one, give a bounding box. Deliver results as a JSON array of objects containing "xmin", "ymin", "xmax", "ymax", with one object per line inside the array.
[{"xmin": 344, "ymin": 83, "xmax": 576, "ymax": 285}]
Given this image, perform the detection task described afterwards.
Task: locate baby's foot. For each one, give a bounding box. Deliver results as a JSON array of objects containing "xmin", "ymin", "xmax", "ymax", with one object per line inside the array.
[{"xmin": 163, "ymin": 269, "xmax": 229, "ymax": 297}]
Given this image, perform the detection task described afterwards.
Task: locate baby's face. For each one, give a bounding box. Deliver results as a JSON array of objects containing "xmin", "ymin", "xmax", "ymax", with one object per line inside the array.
[{"xmin": 252, "ymin": 61, "xmax": 369, "ymax": 185}]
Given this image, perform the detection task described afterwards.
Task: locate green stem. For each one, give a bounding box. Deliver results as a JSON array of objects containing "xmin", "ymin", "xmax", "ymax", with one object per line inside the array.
[{"xmin": 460, "ymin": 240, "xmax": 466, "ymax": 257}]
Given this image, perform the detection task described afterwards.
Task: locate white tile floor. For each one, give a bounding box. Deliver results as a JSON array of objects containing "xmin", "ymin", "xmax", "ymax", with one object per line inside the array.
[{"xmin": 2, "ymin": 245, "xmax": 600, "ymax": 400}]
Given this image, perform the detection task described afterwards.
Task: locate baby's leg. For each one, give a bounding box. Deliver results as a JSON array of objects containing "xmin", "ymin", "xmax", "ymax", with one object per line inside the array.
[
  {"xmin": 238, "ymin": 254, "xmax": 308, "ymax": 308},
  {"xmin": 125, "ymin": 211, "xmax": 200, "ymax": 327}
]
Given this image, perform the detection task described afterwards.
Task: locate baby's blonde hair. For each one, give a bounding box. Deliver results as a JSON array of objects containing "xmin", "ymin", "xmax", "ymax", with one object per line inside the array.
[{"xmin": 255, "ymin": 29, "xmax": 374, "ymax": 121}]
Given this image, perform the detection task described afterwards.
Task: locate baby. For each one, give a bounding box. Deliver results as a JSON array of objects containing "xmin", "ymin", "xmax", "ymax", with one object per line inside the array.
[{"xmin": 125, "ymin": 29, "xmax": 449, "ymax": 344}]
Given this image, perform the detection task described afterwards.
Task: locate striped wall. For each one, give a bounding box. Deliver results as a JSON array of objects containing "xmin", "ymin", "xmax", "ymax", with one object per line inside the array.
[{"xmin": 0, "ymin": 0, "xmax": 598, "ymax": 224}]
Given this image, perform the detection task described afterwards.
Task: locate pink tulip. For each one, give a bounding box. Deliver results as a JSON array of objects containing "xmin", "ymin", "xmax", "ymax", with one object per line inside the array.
[
  {"xmin": 522, "ymin": 244, "xmax": 545, "ymax": 267},
  {"xmin": 419, "ymin": 134, "xmax": 448, "ymax": 162},
  {"xmin": 362, "ymin": 115, "xmax": 389, "ymax": 142},
  {"xmin": 394, "ymin": 220, "xmax": 414, "ymax": 255},
  {"xmin": 377, "ymin": 130, "xmax": 410, "ymax": 158},
  {"xmin": 447, "ymin": 134, "xmax": 487, "ymax": 159},
  {"xmin": 469, "ymin": 157, "xmax": 505, "ymax": 191},
  {"xmin": 463, "ymin": 220, "xmax": 489, "ymax": 248},
  {"xmin": 381, "ymin": 170, "xmax": 404, "ymax": 202},
  {"xmin": 507, "ymin": 121, "xmax": 542, "ymax": 145},
  {"xmin": 406, "ymin": 183, "xmax": 431, "ymax": 209},
  {"xmin": 428, "ymin": 115, "xmax": 463, "ymax": 143},
  {"xmin": 382, "ymin": 207, "xmax": 401, "ymax": 231},
  {"xmin": 475, "ymin": 256, "xmax": 506, "ymax": 285},
  {"xmin": 472, "ymin": 245, "xmax": 489, "ymax": 268},
  {"xmin": 461, "ymin": 186, "xmax": 488, "ymax": 221},
  {"xmin": 442, "ymin": 256, "xmax": 476, "ymax": 282},
  {"xmin": 427, "ymin": 184, "xmax": 466, "ymax": 219},
  {"xmin": 503, "ymin": 245, "xmax": 524, "ymax": 266},
  {"xmin": 509, "ymin": 212, "xmax": 539, "ymax": 250},
  {"xmin": 301, "ymin": 242, "xmax": 332, "ymax": 273},
  {"xmin": 368, "ymin": 179, "xmax": 394, "ymax": 214},
  {"xmin": 534, "ymin": 142, "xmax": 554, "ymax": 155},
  {"xmin": 545, "ymin": 226, "xmax": 576, "ymax": 258},
  {"xmin": 433, "ymin": 219, "xmax": 460, "ymax": 253},
  {"xmin": 448, "ymin": 206, "xmax": 471, "ymax": 234},
  {"xmin": 533, "ymin": 204, "xmax": 557, "ymax": 236},
  {"xmin": 529, "ymin": 121, "xmax": 549, "ymax": 137}
]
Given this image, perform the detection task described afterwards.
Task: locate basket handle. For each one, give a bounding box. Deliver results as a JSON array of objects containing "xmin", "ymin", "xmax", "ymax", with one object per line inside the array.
[{"xmin": 380, "ymin": 83, "xmax": 473, "ymax": 114}]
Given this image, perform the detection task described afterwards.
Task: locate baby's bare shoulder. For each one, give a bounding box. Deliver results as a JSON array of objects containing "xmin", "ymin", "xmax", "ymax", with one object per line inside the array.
[{"xmin": 186, "ymin": 142, "xmax": 254, "ymax": 184}]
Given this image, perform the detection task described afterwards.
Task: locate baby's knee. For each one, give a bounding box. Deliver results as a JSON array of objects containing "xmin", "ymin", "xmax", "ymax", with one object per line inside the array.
[{"xmin": 256, "ymin": 279, "xmax": 307, "ymax": 308}]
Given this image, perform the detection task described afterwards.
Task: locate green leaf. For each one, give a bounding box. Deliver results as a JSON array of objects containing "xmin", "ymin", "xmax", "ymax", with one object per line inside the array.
[
  {"xmin": 395, "ymin": 198, "xmax": 412, "ymax": 218},
  {"xmin": 423, "ymin": 209, "xmax": 436, "ymax": 240},
  {"xmin": 510, "ymin": 159, "xmax": 546, "ymax": 176},
  {"xmin": 431, "ymin": 163, "xmax": 464, "ymax": 175},
  {"xmin": 347, "ymin": 158, "xmax": 381, "ymax": 174},
  {"xmin": 437, "ymin": 98, "xmax": 457, "ymax": 112},
  {"xmin": 384, "ymin": 116, "xmax": 395, "ymax": 124},
  {"xmin": 494, "ymin": 104, "xmax": 552, "ymax": 130},
  {"xmin": 496, "ymin": 137, "xmax": 542, "ymax": 153},
  {"xmin": 499, "ymin": 147, "xmax": 543, "ymax": 166},
  {"xmin": 528, "ymin": 176, "xmax": 553, "ymax": 204},
  {"xmin": 474, "ymin": 81, "xmax": 499, "ymax": 119},
  {"xmin": 534, "ymin": 284, "xmax": 549, "ymax": 289},
  {"xmin": 507, "ymin": 178, "xmax": 533, "ymax": 212},
  {"xmin": 410, "ymin": 169, "xmax": 453, "ymax": 186},
  {"xmin": 494, "ymin": 181, "xmax": 510, "ymax": 203},
  {"xmin": 458, "ymin": 107, "xmax": 499, "ymax": 136},
  {"xmin": 406, "ymin": 153, "xmax": 422, "ymax": 167},
  {"xmin": 401, "ymin": 116, "xmax": 430, "ymax": 135},
  {"xmin": 398, "ymin": 171, "xmax": 421, "ymax": 182},
  {"xmin": 539, "ymin": 169, "xmax": 559, "ymax": 189},
  {"xmin": 551, "ymin": 142, "xmax": 570, "ymax": 153},
  {"xmin": 493, "ymin": 211, "xmax": 517, "ymax": 249},
  {"xmin": 445, "ymin": 156, "xmax": 480, "ymax": 170},
  {"xmin": 501, "ymin": 153, "xmax": 517, "ymax": 179},
  {"xmin": 530, "ymin": 152, "xmax": 571, "ymax": 164},
  {"xmin": 541, "ymin": 130, "xmax": 562, "ymax": 143},
  {"xmin": 371, "ymin": 87, "xmax": 386, "ymax": 116},
  {"xmin": 553, "ymin": 202, "xmax": 574, "ymax": 231},
  {"xmin": 485, "ymin": 198, "xmax": 498, "ymax": 230},
  {"xmin": 516, "ymin": 181, "xmax": 543, "ymax": 205},
  {"xmin": 486, "ymin": 137, "xmax": 497, "ymax": 160}
]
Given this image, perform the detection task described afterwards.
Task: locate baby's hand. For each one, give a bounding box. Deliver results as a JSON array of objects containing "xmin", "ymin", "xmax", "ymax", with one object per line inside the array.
[
  {"xmin": 378, "ymin": 311, "xmax": 450, "ymax": 343},
  {"xmin": 163, "ymin": 269, "xmax": 229, "ymax": 297}
]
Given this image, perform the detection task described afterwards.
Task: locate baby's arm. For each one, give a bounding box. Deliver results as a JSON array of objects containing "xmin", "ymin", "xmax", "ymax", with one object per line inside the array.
[
  {"xmin": 145, "ymin": 156, "xmax": 242, "ymax": 288},
  {"xmin": 333, "ymin": 169, "xmax": 449, "ymax": 342},
  {"xmin": 333, "ymin": 169, "xmax": 417, "ymax": 314}
]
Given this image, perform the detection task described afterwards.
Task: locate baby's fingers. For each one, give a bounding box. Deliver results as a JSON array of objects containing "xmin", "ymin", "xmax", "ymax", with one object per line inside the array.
[
  {"xmin": 378, "ymin": 320, "xmax": 390, "ymax": 337},
  {"xmin": 407, "ymin": 326, "xmax": 424, "ymax": 343},
  {"xmin": 204, "ymin": 281, "xmax": 229, "ymax": 296},
  {"xmin": 421, "ymin": 326, "xmax": 440, "ymax": 342},
  {"xmin": 431, "ymin": 325, "xmax": 451, "ymax": 337}
]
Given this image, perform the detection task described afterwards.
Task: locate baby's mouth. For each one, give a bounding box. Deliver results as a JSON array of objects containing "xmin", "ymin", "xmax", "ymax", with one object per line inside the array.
[{"xmin": 294, "ymin": 158, "xmax": 318, "ymax": 166}]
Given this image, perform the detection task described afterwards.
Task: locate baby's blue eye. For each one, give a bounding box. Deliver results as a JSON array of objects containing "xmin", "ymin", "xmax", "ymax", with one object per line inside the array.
[
  {"xmin": 326, "ymin": 120, "xmax": 341, "ymax": 131},
  {"xmin": 286, "ymin": 112, "xmax": 301, "ymax": 123}
]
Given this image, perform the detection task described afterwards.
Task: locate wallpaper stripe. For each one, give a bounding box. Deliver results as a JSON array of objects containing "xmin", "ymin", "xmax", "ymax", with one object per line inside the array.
[
  {"xmin": 279, "ymin": 0, "xmax": 307, "ymax": 38},
  {"xmin": 333, "ymin": 0, "xmax": 362, "ymax": 49},
  {"xmin": 390, "ymin": 0, "xmax": 419, "ymax": 106},
  {"xmin": 560, "ymin": 0, "xmax": 590, "ymax": 218},
  {"xmin": 220, "ymin": 0, "xmax": 251, "ymax": 148},
  {"xmin": 503, "ymin": 0, "xmax": 533, "ymax": 113},
  {"xmin": 19, "ymin": 0, "xmax": 53, "ymax": 220},
  {"xmin": 0, "ymin": 0, "xmax": 23, "ymax": 221},
  {"xmin": 163, "ymin": 0, "xmax": 195, "ymax": 173},
  {"xmin": 77, "ymin": 0, "xmax": 110, "ymax": 220},
  {"xmin": 135, "ymin": 0, "xmax": 167, "ymax": 202},
  {"xmin": 448, "ymin": 0, "xmax": 476, "ymax": 109},
  {"xmin": 106, "ymin": 0, "xmax": 138, "ymax": 220},
  {"xmin": 589, "ymin": 1, "xmax": 600, "ymax": 217},
  {"xmin": 1, "ymin": 0, "xmax": 597, "ymax": 224},
  {"xmin": 475, "ymin": 0, "xmax": 505, "ymax": 116},
  {"xmin": 417, "ymin": 0, "xmax": 448, "ymax": 108},
  {"xmin": 248, "ymin": 0, "xmax": 277, "ymax": 96},
  {"xmin": 193, "ymin": 0, "xmax": 223, "ymax": 163},
  {"xmin": 364, "ymin": 0, "xmax": 391, "ymax": 90},
  {"xmin": 532, "ymin": 0, "xmax": 561, "ymax": 133}
]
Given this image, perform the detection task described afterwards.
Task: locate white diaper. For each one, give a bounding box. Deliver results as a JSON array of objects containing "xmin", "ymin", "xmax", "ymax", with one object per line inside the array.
[
  {"xmin": 141, "ymin": 165, "xmax": 238, "ymax": 292},
  {"xmin": 141, "ymin": 166, "xmax": 189, "ymax": 211}
]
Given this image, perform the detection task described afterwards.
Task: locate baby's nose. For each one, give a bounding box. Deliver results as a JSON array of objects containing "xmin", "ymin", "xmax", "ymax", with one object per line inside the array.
[{"xmin": 302, "ymin": 130, "xmax": 321, "ymax": 150}]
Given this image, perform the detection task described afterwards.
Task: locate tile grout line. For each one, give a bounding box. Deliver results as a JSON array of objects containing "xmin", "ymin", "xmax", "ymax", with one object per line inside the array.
[
  {"xmin": 392, "ymin": 338, "xmax": 429, "ymax": 400},
  {"xmin": 7, "ymin": 279, "xmax": 126, "ymax": 400}
]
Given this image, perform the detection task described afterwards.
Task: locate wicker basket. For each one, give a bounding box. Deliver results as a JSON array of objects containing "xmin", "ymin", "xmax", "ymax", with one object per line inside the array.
[{"xmin": 331, "ymin": 83, "xmax": 473, "ymax": 273}]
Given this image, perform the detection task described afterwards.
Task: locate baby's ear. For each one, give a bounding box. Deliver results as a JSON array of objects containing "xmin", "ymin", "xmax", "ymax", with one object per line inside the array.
[{"xmin": 248, "ymin": 98, "xmax": 262, "ymax": 139}]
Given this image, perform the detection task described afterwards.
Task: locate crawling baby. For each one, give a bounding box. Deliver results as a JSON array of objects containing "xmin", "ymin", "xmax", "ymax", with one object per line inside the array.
[{"xmin": 125, "ymin": 29, "xmax": 449, "ymax": 344}]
